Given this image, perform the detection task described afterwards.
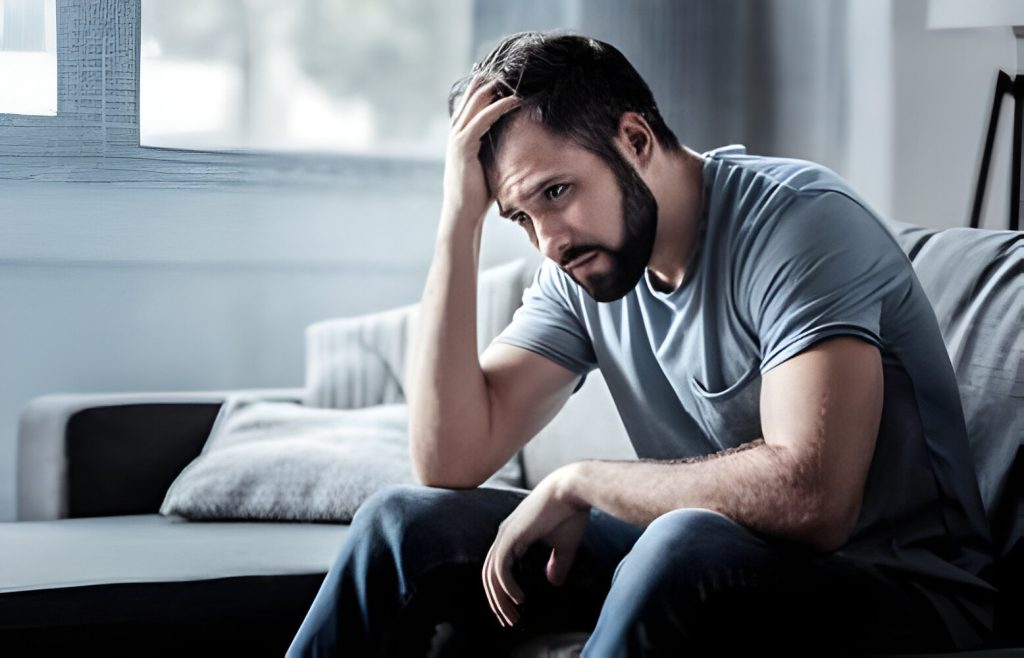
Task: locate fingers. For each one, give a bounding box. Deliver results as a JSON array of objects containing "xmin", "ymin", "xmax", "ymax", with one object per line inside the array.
[
  {"xmin": 546, "ymin": 545, "xmax": 575, "ymax": 587},
  {"xmin": 497, "ymin": 551, "xmax": 527, "ymax": 609},
  {"xmin": 451, "ymin": 73, "xmax": 489, "ymax": 128},
  {"xmin": 482, "ymin": 539, "xmax": 523, "ymax": 628},
  {"xmin": 462, "ymin": 95, "xmax": 521, "ymax": 143},
  {"xmin": 546, "ymin": 510, "xmax": 587, "ymax": 587},
  {"xmin": 483, "ymin": 544, "xmax": 514, "ymax": 627},
  {"xmin": 451, "ymin": 76, "xmax": 520, "ymax": 137}
]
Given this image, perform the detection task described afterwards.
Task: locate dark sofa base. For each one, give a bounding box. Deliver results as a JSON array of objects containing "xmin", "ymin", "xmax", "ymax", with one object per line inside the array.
[{"xmin": 1, "ymin": 573, "xmax": 325, "ymax": 658}]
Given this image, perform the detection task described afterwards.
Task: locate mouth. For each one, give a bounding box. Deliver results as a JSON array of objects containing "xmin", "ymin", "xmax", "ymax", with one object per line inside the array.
[{"xmin": 565, "ymin": 250, "xmax": 599, "ymax": 272}]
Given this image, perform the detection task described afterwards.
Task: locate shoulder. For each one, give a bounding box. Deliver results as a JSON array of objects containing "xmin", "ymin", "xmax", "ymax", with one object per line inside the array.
[
  {"xmin": 708, "ymin": 147, "xmax": 852, "ymax": 197},
  {"xmin": 730, "ymin": 187, "xmax": 910, "ymax": 295},
  {"xmin": 701, "ymin": 150, "xmax": 896, "ymax": 258},
  {"xmin": 706, "ymin": 148, "xmax": 875, "ymax": 231}
]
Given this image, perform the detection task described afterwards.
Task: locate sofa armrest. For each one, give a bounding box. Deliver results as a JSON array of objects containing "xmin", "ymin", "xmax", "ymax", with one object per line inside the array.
[{"xmin": 16, "ymin": 387, "xmax": 306, "ymax": 520}]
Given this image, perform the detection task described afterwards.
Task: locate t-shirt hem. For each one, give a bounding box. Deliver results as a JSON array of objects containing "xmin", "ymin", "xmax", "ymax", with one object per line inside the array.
[
  {"xmin": 760, "ymin": 325, "xmax": 884, "ymax": 375},
  {"xmin": 490, "ymin": 336, "xmax": 591, "ymax": 394}
]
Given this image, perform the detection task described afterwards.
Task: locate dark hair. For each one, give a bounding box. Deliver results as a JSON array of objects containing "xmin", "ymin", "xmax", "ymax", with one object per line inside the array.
[{"xmin": 448, "ymin": 30, "xmax": 681, "ymax": 182}]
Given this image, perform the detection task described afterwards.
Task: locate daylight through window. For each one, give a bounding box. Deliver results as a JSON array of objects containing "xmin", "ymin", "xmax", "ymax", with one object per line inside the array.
[
  {"xmin": 0, "ymin": 0, "xmax": 57, "ymax": 116},
  {"xmin": 140, "ymin": 0, "xmax": 473, "ymax": 158}
]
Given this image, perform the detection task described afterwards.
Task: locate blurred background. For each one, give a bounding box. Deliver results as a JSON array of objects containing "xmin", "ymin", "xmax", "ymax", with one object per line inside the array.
[{"xmin": 0, "ymin": 0, "xmax": 1018, "ymax": 521}]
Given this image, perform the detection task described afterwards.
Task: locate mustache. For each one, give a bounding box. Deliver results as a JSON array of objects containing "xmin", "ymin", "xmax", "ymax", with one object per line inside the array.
[{"xmin": 561, "ymin": 245, "xmax": 604, "ymax": 268}]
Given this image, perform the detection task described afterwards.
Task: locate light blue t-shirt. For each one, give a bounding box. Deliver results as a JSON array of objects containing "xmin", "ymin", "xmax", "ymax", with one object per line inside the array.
[{"xmin": 491, "ymin": 144, "xmax": 998, "ymax": 648}]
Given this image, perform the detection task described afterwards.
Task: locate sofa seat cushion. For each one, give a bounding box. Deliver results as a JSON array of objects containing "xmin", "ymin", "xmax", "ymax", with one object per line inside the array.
[
  {"xmin": 0, "ymin": 514, "xmax": 348, "ymax": 654},
  {"xmin": 0, "ymin": 513, "xmax": 349, "ymax": 596}
]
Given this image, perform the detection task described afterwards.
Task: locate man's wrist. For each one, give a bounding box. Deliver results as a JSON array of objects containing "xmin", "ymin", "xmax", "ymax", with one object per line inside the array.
[
  {"xmin": 439, "ymin": 202, "xmax": 485, "ymax": 230},
  {"xmin": 549, "ymin": 461, "xmax": 592, "ymax": 511},
  {"xmin": 436, "ymin": 209, "xmax": 483, "ymax": 249}
]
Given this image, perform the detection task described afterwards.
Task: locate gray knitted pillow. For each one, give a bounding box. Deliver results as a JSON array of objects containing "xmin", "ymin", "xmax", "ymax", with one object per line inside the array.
[{"xmin": 160, "ymin": 399, "xmax": 524, "ymax": 523}]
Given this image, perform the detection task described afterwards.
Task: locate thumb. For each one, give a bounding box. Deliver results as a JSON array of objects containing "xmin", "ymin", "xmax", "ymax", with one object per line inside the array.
[{"xmin": 546, "ymin": 544, "xmax": 577, "ymax": 587}]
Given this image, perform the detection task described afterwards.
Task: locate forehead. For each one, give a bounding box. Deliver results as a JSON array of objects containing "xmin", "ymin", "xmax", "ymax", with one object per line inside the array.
[{"xmin": 488, "ymin": 117, "xmax": 599, "ymax": 210}]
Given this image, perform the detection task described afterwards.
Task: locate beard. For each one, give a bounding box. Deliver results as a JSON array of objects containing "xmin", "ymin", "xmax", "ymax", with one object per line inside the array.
[{"xmin": 563, "ymin": 156, "xmax": 659, "ymax": 303}]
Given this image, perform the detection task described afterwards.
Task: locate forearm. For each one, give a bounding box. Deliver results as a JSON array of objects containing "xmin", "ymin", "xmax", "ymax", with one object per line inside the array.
[
  {"xmin": 558, "ymin": 439, "xmax": 840, "ymax": 551},
  {"xmin": 407, "ymin": 211, "xmax": 493, "ymax": 487},
  {"xmin": 407, "ymin": 77, "xmax": 526, "ymax": 488}
]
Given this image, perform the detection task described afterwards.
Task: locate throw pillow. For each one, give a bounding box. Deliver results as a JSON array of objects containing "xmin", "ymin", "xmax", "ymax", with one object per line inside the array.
[{"xmin": 160, "ymin": 398, "xmax": 525, "ymax": 523}]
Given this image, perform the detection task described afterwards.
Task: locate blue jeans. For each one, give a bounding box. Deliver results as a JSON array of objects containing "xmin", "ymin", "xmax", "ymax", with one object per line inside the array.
[{"xmin": 286, "ymin": 483, "xmax": 961, "ymax": 657}]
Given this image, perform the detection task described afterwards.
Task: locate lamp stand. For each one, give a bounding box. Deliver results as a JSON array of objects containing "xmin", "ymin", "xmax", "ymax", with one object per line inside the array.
[{"xmin": 971, "ymin": 26, "xmax": 1024, "ymax": 231}]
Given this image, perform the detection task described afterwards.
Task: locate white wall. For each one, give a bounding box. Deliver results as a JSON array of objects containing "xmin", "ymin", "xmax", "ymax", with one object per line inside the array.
[
  {"xmin": 843, "ymin": 0, "xmax": 1017, "ymax": 230},
  {"xmin": 0, "ymin": 178, "xmax": 535, "ymax": 521}
]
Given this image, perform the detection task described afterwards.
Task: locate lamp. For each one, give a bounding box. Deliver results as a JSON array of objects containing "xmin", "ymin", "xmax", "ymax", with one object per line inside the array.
[{"xmin": 928, "ymin": 0, "xmax": 1024, "ymax": 230}]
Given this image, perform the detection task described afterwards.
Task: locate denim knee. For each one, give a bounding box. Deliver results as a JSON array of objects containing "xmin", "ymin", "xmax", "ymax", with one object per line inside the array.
[
  {"xmin": 613, "ymin": 507, "xmax": 752, "ymax": 599},
  {"xmin": 346, "ymin": 483, "xmax": 502, "ymax": 587},
  {"xmin": 287, "ymin": 484, "xmax": 528, "ymax": 658},
  {"xmin": 585, "ymin": 508, "xmax": 769, "ymax": 657}
]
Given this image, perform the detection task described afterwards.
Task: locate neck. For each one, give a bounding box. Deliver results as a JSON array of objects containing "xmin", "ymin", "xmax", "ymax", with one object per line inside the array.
[{"xmin": 646, "ymin": 146, "xmax": 706, "ymax": 293}]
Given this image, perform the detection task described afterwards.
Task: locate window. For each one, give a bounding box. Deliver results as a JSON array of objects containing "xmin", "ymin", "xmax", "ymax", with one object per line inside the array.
[
  {"xmin": 140, "ymin": 0, "xmax": 473, "ymax": 158},
  {"xmin": 0, "ymin": 0, "xmax": 57, "ymax": 116}
]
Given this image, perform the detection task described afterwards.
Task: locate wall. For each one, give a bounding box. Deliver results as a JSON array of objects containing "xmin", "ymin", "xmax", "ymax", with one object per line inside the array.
[
  {"xmin": 0, "ymin": 177, "xmax": 534, "ymax": 521},
  {"xmin": 843, "ymin": 0, "xmax": 1017, "ymax": 229},
  {"xmin": 0, "ymin": 0, "xmax": 541, "ymax": 522}
]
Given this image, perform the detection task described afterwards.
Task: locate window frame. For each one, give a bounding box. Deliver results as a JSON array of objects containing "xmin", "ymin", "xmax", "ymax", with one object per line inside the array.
[{"xmin": 0, "ymin": 0, "xmax": 444, "ymax": 186}]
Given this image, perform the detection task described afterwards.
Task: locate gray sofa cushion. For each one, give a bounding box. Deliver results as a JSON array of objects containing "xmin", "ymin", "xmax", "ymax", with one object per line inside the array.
[
  {"xmin": 160, "ymin": 398, "xmax": 524, "ymax": 522},
  {"xmin": 0, "ymin": 513, "xmax": 349, "ymax": 655},
  {"xmin": 521, "ymin": 368, "xmax": 635, "ymax": 489},
  {"xmin": 884, "ymin": 219, "xmax": 1024, "ymax": 560},
  {"xmin": 303, "ymin": 257, "xmax": 540, "ymax": 410},
  {"xmin": 160, "ymin": 401, "xmax": 415, "ymax": 522},
  {"xmin": 0, "ymin": 513, "xmax": 350, "ymax": 594}
]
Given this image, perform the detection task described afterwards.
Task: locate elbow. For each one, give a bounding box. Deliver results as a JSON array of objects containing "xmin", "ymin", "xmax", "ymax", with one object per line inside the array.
[
  {"xmin": 411, "ymin": 460, "xmax": 478, "ymax": 490},
  {"xmin": 804, "ymin": 496, "xmax": 861, "ymax": 553},
  {"xmin": 408, "ymin": 429, "xmax": 486, "ymax": 490},
  {"xmin": 413, "ymin": 468, "xmax": 484, "ymax": 490}
]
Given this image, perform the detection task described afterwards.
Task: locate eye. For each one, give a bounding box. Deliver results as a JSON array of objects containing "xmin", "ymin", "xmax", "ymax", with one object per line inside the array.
[
  {"xmin": 545, "ymin": 183, "xmax": 569, "ymax": 201},
  {"xmin": 511, "ymin": 212, "xmax": 537, "ymax": 244}
]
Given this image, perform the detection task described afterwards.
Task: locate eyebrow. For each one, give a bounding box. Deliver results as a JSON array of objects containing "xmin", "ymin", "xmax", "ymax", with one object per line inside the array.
[{"xmin": 497, "ymin": 175, "xmax": 563, "ymax": 219}]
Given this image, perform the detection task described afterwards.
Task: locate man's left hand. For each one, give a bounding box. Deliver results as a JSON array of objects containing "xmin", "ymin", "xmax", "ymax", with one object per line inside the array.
[{"xmin": 482, "ymin": 465, "xmax": 590, "ymax": 628}]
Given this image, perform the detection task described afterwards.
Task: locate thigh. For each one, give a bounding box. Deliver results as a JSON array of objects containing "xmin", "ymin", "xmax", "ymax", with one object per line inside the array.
[
  {"xmin": 355, "ymin": 483, "xmax": 531, "ymax": 576},
  {"xmin": 586, "ymin": 508, "xmax": 956, "ymax": 656},
  {"xmin": 774, "ymin": 555, "xmax": 961, "ymax": 655}
]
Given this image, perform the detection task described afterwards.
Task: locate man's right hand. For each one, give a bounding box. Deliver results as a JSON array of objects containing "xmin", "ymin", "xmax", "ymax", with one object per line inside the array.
[{"xmin": 442, "ymin": 75, "xmax": 522, "ymax": 229}]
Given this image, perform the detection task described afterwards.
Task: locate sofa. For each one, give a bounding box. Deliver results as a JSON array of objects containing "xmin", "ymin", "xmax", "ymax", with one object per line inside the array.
[{"xmin": 1, "ymin": 218, "xmax": 1021, "ymax": 658}]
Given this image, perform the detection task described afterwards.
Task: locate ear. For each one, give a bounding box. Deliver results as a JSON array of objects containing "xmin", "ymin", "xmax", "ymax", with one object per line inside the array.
[{"xmin": 615, "ymin": 111, "xmax": 655, "ymax": 170}]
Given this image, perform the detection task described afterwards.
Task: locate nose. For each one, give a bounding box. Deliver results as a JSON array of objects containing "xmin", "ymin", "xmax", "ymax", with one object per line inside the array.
[{"xmin": 534, "ymin": 214, "xmax": 575, "ymax": 264}]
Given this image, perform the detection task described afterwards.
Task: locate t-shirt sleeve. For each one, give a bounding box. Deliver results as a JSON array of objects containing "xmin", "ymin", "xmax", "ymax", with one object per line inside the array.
[
  {"xmin": 738, "ymin": 190, "xmax": 908, "ymax": 374},
  {"xmin": 488, "ymin": 258, "xmax": 598, "ymax": 394}
]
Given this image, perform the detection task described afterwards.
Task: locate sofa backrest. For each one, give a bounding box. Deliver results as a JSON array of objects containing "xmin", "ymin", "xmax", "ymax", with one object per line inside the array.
[
  {"xmin": 883, "ymin": 219, "xmax": 1023, "ymax": 562},
  {"xmin": 303, "ymin": 256, "xmax": 540, "ymax": 410}
]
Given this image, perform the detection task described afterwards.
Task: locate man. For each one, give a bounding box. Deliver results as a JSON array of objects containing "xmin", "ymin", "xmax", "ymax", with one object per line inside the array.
[{"xmin": 287, "ymin": 31, "xmax": 997, "ymax": 657}]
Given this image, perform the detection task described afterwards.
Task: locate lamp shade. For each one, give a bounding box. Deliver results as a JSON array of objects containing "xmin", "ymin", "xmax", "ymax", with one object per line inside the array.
[{"xmin": 928, "ymin": 0, "xmax": 1024, "ymax": 29}]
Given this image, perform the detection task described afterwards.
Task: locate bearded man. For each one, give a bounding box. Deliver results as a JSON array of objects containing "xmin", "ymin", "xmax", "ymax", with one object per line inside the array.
[{"xmin": 286, "ymin": 30, "xmax": 997, "ymax": 657}]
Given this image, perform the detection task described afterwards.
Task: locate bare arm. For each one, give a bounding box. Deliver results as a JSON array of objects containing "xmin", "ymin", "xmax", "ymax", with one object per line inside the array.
[
  {"xmin": 407, "ymin": 76, "xmax": 580, "ymax": 488},
  {"xmin": 554, "ymin": 336, "xmax": 883, "ymax": 552}
]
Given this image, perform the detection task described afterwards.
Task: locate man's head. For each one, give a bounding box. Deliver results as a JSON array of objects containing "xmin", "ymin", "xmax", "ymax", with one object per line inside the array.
[{"xmin": 447, "ymin": 31, "xmax": 683, "ymax": 302}]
